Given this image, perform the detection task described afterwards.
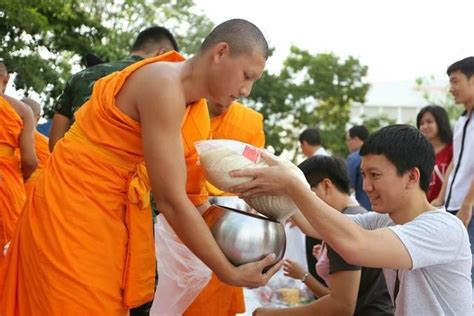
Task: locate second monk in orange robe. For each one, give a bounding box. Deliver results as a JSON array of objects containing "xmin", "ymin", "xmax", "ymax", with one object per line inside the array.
[
  {"xmin": 184, "ymin": 99, "xmax": 265, "ymax": 316},
  {"xmin": 0, "ymin": 94, "xmax": 37, "ymax": 267}
]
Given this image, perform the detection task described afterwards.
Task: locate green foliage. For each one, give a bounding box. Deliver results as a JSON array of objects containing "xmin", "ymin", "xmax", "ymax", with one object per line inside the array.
[
  {"xmin": 0, "ymin": 0, "xmax": 105, "ymax": 114},
  {"xmin": 0, "ymin": 0, "xmax": 213, "ymax": 117},
  {"xmin": 246, "ymin": 46, "xmax": 370, "ymax": 158},
  {"xmin": 360, "ymin": 114, "xmax": 396, "ymax": 134}
]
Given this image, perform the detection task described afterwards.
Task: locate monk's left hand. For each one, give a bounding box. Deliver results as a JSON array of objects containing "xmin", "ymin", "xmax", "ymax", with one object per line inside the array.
[
  {"xmin": 229, "ymin": 152, "xmax": 294, "ymax": 198},
  {"xmin": 233, "ymin": 253, "xmax": 284, "ymax": 288}
]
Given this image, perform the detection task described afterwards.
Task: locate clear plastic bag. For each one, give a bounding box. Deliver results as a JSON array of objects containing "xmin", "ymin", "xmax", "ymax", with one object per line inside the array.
[
  {"xmin": 253, "ymin": 270, "xmax": 314, "ymax": 308},
  {"xmin": 195, "ymin": 139, "xmax": 309, "ymax": 223},
  {"xmin": 151, "ymin": 215, "xmax": 212, "ymax": 315}
]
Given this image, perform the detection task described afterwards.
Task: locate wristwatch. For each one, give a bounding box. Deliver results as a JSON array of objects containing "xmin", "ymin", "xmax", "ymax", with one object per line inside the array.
[{"xmin": 301, "ymin": 272, "xmax": 309, "ymax": 283}]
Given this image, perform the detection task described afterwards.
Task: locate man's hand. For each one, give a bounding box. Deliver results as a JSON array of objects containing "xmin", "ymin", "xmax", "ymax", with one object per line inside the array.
[
  {"xmin": 312, "ymin": 244, "xmax": 322, "ymax": 260},
  {"xmin": 224, "ymin": 254, "xmax": 283, "ymax": 288},
  {"xmin": 283, "ymin": 259, "xmax": 306, "ymax": 280},
  {"xmin": 229, "ymin": 152, "xmax": 296, "ymax": 198}
]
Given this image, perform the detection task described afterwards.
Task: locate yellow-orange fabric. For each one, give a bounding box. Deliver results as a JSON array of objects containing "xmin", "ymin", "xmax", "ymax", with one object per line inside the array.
[
  {"xmin": 0, "ymin": 96, "xmax": 25, "ymax": 268},
  {"xmin": 185, "ymin": 101, "xmax": 265, "ymax": 316},
  {"xmin": 34, "ymin": 131, "xmax": 50, "ymax": 169},
  {"xmin": 0, "ymin": 51, "xmax": 209, "ymax": 316},
  {"xmin": 181, "ymin": 98, "xmax": 211, "ymax": 207}
]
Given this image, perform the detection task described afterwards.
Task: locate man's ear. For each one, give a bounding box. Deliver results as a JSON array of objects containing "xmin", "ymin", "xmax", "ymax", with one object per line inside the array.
[
  {"xmin": 407, "ymin": 167, "xmax": 421, "ymax": 189},
  {"xmin": 322, "ymin": 178, "xmax": 332, "ymax": 195},
  {"xmin": 212, "ymin": 42, "xmax": 229, "ymax": 63}
]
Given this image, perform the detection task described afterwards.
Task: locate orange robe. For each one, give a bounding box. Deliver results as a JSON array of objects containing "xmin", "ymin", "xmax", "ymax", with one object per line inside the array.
[
  {"xmin": 34, "ymin": 131, "xmax": 50, "ymax": 169},
  {"xmin": 0, "ymin": 52, "xmax": 208, "ymax": 316},
  {"xmin": 184, "ymin": 101, "xmax": 265, "ymax": 316},
  {"xmin": 0, "ymin": 96, "xmax": 26, "ymax": 267}
]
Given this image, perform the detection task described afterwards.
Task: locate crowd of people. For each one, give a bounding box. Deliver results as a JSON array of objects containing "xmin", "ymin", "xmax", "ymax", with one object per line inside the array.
[{"xmin": 0, "ymin": 18, "xmax": 473, "ymax": 315}]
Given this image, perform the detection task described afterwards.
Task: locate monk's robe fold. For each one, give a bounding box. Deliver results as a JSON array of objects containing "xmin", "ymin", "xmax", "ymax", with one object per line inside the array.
[
  {"xmin": 34, "ymin": 131, "xmax": 50, "ymax": 169},
  {"xmin": 0, "ymin": 51, "xmax": 199, "ymax": 316},
  {"xmin": 180, "ymin": 97, "xmax": 211, "ymax": 206},
  {"xmin": 0, "ymin": 96, "xmax": 25, "ymax": 268},
  {"xmin": 184, "ymin": 101, "xmax": 265, "ymax": 316}
]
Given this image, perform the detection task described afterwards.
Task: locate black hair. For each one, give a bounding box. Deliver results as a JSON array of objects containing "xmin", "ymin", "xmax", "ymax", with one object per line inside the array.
[
  {"xmin": 447, "ymin": 56, "xmax": 474, "ymax": 78},
  {"xmin": 298, "ymin": 155, "xmax": 351, "ymax": 194},
  {"xmin": 200, "ymin": 19, "xmax": 268, "ymax": 59},
  {"xmin": 416, "ymin": 105, "xmax": 453, "ymax": 145},
  {"xmin": 360, "ymin": 125, "xmax": 435, "ymax": 192},
  {"xmin": 132, "ymin": 26, "xmax": 179, "ymax": 52},
  {"xmin": 348, "ymin": 125, "xmax": 369, "ymax": 141},
  {"xmin": 299, "ymin": 128, "xmax": 321, "ymax": 146}
]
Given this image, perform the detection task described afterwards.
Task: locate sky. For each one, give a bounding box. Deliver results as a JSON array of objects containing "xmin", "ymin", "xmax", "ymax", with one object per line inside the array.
[{"xmin": 193, "ymin": 0, "xmax": 474, "ymax": 84}]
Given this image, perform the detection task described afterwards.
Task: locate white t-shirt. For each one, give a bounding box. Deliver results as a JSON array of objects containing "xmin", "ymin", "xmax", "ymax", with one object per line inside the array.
[
  {"xmin": 445, "ymin": 110, "xmax": 474, "ymax": 211},
  {"xmin": 350, "ymin": 209, "xmax": 472, "ymax": 316}
]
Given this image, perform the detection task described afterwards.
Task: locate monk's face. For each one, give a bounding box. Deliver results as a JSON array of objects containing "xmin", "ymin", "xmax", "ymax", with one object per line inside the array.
[{"xmin": 208, "ymin": 43, "xmax": 266, "ymax": 107}]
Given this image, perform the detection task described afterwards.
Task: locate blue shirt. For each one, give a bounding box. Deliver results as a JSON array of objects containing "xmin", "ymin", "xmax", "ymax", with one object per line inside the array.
[{"xmin": 347, "ymin": 149, "xmax": 372, "ymax": 211}]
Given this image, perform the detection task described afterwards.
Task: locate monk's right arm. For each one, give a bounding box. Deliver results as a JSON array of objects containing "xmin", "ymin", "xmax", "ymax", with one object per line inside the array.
[
  {"xmin": 49, "ymin": 113, "xmax": 72, "ymax": 152},
  {"xmin": 3, "ymin": 95, "xmax": 38, "ymax": 180},
  {"xmin": 134, "ymin": 67, "xmax": 279, "ymax": 288}
]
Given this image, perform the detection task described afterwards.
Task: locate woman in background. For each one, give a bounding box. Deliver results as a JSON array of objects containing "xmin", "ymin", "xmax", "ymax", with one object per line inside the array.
[{"xmin": 416, "ymin": 105, "xmax": 453, "ymax": 202}]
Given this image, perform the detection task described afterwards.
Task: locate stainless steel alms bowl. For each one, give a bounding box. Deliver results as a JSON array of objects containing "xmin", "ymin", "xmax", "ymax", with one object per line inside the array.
[{"xmin": 203, "ymin": 205, "xmax": 286, "ymax": 269}]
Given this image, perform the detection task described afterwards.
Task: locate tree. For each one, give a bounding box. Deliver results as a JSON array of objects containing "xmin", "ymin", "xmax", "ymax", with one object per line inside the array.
[
  {"xmin": 246, "ymin": 46, "xmax": 370, "ymax": 158},
  {"xmin": 360, "ymin": 114, "xmax": 396, "ymax": 134},
  {"xmin": 0, "ymin": 0, "xmax": 214, "ymax": 116}
]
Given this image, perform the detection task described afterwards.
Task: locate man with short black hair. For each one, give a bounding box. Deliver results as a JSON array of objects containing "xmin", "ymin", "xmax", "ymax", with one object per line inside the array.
[
  {"xmin": 232, "ymin": 124, "xmax": 472, "ymax": 315},
  {"xmin": 299, "ymin": 128, "xmax": 329, "ymax": 157},
  {"xmin": 346, "ymin": 125, "xmax": 371, "ymax": 210}
]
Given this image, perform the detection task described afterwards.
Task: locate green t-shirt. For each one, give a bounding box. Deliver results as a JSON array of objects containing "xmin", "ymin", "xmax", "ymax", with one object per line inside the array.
[{"xmin": 54, "ymin": 55, "xmax": 143, "ymax": 119}]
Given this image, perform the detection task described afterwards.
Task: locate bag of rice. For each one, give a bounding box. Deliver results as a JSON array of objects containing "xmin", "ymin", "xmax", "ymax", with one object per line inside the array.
[{"xmin": 195, "ymin": 140, "xmax": 308, "ymax": 222}]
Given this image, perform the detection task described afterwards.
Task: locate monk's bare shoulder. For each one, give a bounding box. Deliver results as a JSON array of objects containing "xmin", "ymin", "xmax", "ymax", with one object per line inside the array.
[
  {"xmin": 1, "ymin": 93, "xmax": 33, "ymax": 121},
  {"xmin": 116, "ymin": 61, "xmax": 186, "ymax": 121}
]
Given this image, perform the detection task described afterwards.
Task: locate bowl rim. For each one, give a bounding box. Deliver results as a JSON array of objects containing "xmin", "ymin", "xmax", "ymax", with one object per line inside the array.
[{"xmin": 212, "ymin": 204, "xmax": 281, "ymax": 223}]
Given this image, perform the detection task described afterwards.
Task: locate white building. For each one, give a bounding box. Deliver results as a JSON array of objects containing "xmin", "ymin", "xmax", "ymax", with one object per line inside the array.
[{"xmin": 351, "ymin": 80, "xmax": 450, "ymax": 124}]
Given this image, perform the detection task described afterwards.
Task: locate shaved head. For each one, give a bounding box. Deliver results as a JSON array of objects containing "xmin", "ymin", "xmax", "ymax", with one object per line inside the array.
[
  {"xmin": 200, "ymin": 19, "xmax": 269, "ymax": 59},
  {"xmin": 0, "ymin": 62, "xmax": 7, "ymax": 76},
  {"xmin": 22, "ymin": 97, "xmax": 42, "ymax": 122},
  {"xmin": 0, "ymin": 62, "xmax": 9, "ymax": 93}
]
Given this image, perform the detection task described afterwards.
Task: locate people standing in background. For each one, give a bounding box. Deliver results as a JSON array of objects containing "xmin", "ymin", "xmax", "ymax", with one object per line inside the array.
[
  {"xmin": 299, "ymin": 128, "xmax": 329, "ymax": 157},
  {"xmin": 416, "ymin": 105, "xmax": 453, "ymax": 202},
  {"xmin": 433, "ymin": 57, "xmax": 474, "ymax": 288},
  {"xmin": 346, "ymin": 125, "xmax": 371, "ymax": 211}
]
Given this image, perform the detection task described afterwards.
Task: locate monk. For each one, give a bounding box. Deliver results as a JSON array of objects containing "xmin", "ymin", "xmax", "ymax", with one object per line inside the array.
[
  {"xmin": 21, "ymin": 98, "xmax": 50, "ymax": 169},
  {"xmin": 0, "ymin": 19, "xmax": 281, "ymax": 315},
  {"xmin": 185, "ymin": 99, "xmax": 265, "ymax": 316},
  {"xmin": 0, "ymin": 63, "xmax": 38, "ymax": 267}
]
